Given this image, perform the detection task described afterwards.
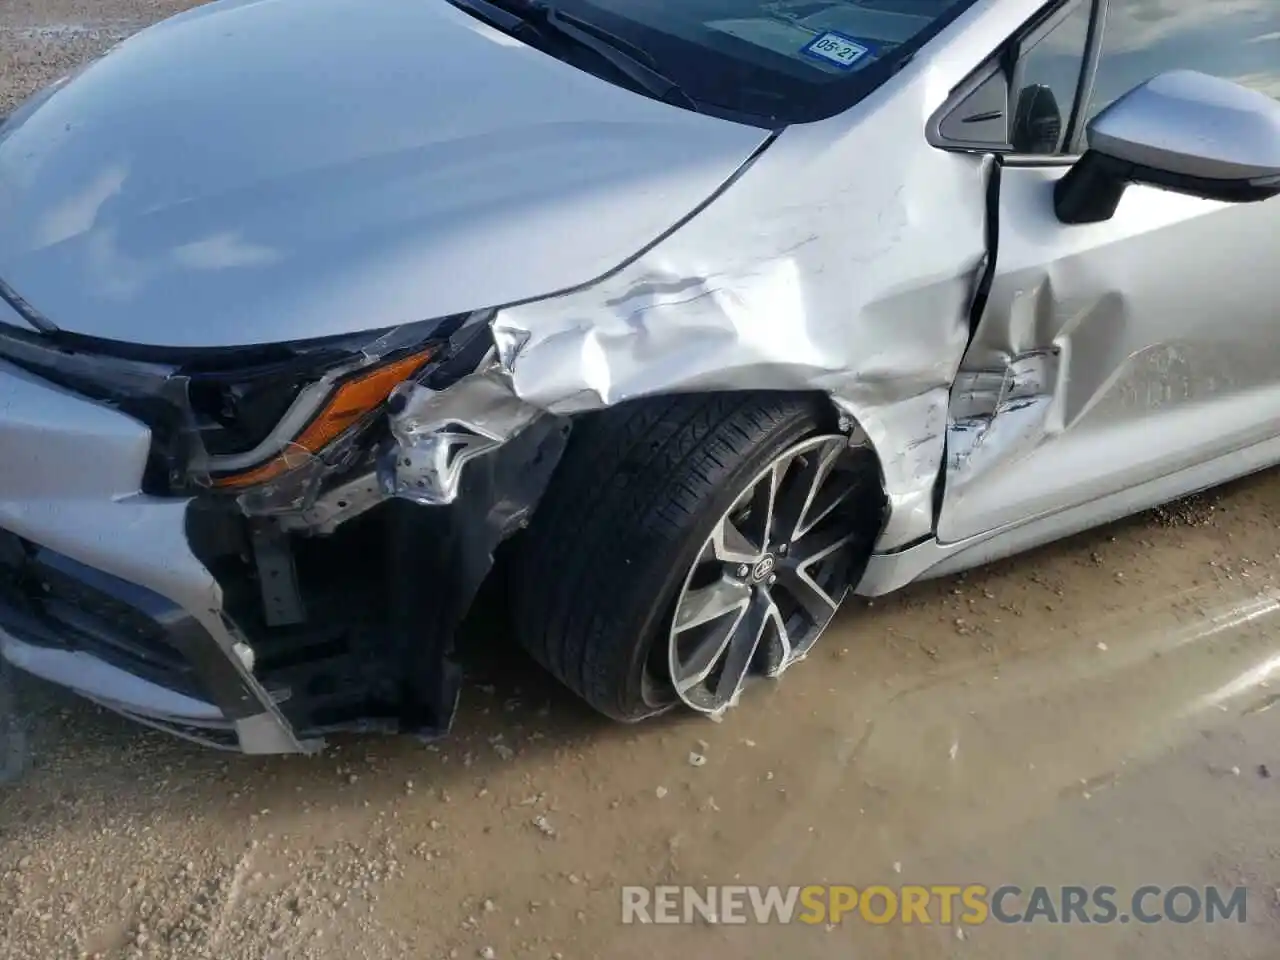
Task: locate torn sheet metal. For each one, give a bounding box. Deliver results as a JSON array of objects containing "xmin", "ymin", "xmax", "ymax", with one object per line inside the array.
[
  {"xmin": 261, "ymin": 362, "xmax": 570, "ymax": 741},
  {"xmin": 281, "ymin": 361, "xmax": 560, "ymax": 532},
  {"xmin": 491, "ymin": 67, "xmax": 994, "ymax": 552},
  {"xmin": 219, "ymin": 318, "xmax": 473, "ymax": 517},
  {"xmin": 382, "ymin": 410, "xmax": 570, "ymax": 740},
  {"xmin": 381, "ymin": 363, "xmax": 554, "ymax": 506},
  {"xmin": 946, "ymin": 349, "xmax": 1059, "ymax": 502}
]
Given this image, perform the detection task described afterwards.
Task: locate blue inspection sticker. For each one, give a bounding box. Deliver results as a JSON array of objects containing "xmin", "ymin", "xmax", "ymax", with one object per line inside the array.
[{"xmin": 801, "ymin": 31, "xmax": 871, "ymax": 70}]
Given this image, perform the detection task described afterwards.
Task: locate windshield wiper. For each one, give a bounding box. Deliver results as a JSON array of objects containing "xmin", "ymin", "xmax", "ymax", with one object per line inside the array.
[{"xmin": 447, "ymin": 0, "xmax": 699, "ymax": 112}]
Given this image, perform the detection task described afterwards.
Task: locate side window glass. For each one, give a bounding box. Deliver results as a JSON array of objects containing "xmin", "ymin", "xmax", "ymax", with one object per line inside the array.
[
  {"xmin": 1089, "ymin": 1, "xmax": 1280, "ymax": 120},
  {"xmin": 1010, "ymin": 0, "xmax": 1092, "ymax": 154}
]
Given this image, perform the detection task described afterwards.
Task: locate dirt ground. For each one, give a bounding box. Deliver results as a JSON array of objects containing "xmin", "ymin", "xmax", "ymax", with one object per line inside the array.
[{"xmin": 4, "ymin": 4, "xmax": 1280, "ymax": 959}]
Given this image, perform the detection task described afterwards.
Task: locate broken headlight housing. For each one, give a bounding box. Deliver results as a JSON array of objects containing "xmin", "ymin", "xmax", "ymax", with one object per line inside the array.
[{"xmin": 0, "ymin": 310, "xmax": 495, "ymax": 509}]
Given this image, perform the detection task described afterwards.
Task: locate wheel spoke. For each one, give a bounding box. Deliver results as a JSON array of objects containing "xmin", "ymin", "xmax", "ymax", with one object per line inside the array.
[
  {"xmin": 775, "ymin": 529, "xmax": 857, "ymax": 622},
  {"xmin": 672, "ymin": 577, "xmax": 752, "ymax": 634},
  {"xmin": 738, "ymin": 458, "xmax": 788, "ymax": 554},
  {"xmin": 673, "ymin": 603, "xmax": 750, "ymax": 694},
  {"xmin": 787, "ymin": 525, "xmax": 859, "ymax": 569},
  {"xmin": 710, "ymin": 515, "xmax": 760, "ymax": 565},
  {"xmin": 775, "ymin": 440, "xmax": 852, "ymax": 543},
  {"xmin": 775, "ymin": 565, "xmax": 842, "ymax": 623},
  {"xmin": 796, "ymin": 451, "xmax": 858, "ymax": 540},
  {"xmin": 798, "ymin": 482, "xmax": 859, "ymax": 542},
  {"xmin": 712, "ymin": 589, "xmax": 783, "ymax": 703},
  {"xmin": 772, "ymin": 440, "xmax": 833, "ymax": 540}
]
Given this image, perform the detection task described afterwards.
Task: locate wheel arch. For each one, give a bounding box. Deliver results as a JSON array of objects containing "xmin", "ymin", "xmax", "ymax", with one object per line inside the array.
[
  {"xmin": 505, "ymin": 388, "xmax": 891, "ymax": 719},
  {"xmin": 520, "ymin": 387, "xmax": 891, "ymax": 592}
]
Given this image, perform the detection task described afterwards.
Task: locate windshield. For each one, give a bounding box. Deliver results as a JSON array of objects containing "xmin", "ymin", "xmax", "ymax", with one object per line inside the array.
[{"xmin": 500, "ymin": 0, "xmax": 983, "ymax": 124}]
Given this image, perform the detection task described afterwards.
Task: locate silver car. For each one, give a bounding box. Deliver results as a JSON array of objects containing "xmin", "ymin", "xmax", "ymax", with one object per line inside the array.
[{"xmin": 0, "ymin": 0, "xmax": 1277, "ymax": 755}]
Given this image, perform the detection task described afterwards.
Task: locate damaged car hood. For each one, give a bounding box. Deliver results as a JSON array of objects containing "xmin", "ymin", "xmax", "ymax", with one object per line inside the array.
[{"xmin": 0, "ymin": 0, "xmax": 768, "ymax": 348}]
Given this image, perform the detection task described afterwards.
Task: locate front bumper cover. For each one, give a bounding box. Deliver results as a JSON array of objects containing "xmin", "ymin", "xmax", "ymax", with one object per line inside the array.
[{"xmin": 0, "ymin": 347, "xmax": 568, "ymax": 754}]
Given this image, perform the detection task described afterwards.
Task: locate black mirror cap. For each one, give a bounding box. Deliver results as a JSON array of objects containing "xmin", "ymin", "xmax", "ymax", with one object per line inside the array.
[{"xmin": 1055, "ymin": 151, "xmax": 1280, "ymax": 225}]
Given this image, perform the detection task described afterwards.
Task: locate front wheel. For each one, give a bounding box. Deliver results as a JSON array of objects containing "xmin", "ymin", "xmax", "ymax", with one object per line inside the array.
[{"xmin": 511, "ymin": 393, "xmax": 882, "ymax": 721}]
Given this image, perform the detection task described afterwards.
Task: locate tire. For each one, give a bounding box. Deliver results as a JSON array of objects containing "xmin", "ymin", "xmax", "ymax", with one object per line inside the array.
[{"xmin": 510, "ymin": 391, "xmax": 880, "ymax": 722}]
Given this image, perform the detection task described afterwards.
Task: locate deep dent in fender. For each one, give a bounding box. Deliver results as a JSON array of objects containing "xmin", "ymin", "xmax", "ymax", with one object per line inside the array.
[
  {"xmin": 316, "ymin": 51, "xmax": 1001, "ymax": 553},
  {"xmin": 489, "ymin": 90, "xmax": 993, "ymax": 551},
  {"xmin": 281, "ymin": 60, "xmax": 1001, "ymax": 735}
]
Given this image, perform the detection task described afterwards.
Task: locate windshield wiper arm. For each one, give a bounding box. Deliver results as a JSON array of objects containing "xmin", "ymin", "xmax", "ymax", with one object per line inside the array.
[{"xmin": 449, "ymin": 0, "xmax": 699, "ymax": 111}]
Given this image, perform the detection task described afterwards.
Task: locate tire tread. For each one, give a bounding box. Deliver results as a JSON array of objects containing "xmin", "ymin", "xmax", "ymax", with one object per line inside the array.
[{"xmin": 512, "ymin": 393, "xmax": 824, "ymax": 718}]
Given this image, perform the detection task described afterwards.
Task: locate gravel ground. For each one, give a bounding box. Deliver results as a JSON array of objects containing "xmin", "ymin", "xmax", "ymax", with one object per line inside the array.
[
  {"xmin": 4, "ymin": 6, "xmax": 1280, "ymax": 960},
  {"xmin": 0, "ymin": 0, "xmax": 194, "ymax": 114}
]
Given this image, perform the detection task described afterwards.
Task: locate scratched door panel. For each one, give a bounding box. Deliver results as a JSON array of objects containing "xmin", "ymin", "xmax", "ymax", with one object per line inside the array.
[{"xmin": 937, "ymin": 168, "xmax": 1280, "ymax": 545}]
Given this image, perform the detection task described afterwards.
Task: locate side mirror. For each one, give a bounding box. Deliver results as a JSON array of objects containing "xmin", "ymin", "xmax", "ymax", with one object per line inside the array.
[
  {"xmin": 1011, "ymin": 83, "xmax": 1063, "ymax": 154},
  {"xmin": 1054, "ymin": 70, "xmax": 1280, "ymax": 224}
]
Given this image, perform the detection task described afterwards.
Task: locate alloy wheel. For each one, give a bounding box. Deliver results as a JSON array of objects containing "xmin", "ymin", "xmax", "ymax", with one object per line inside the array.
[{"xmin": 665, "ymin": 434, "xmax": 866, "ymax": 714}]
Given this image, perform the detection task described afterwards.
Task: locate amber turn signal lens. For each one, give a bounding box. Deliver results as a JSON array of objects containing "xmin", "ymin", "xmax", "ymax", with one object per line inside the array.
[{"xmin": 212, "ymin": 348, "xmax": 435, "ymax": 489}]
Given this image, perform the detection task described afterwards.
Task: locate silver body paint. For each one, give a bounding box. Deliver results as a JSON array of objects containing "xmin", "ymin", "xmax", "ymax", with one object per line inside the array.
[
  {"xmin": 3, "ymin": 0, "xmax": 1280, "ymax": 751},
  {"xmin": 492, "ymin": 3, "xmax": 1004, "ymax": 550},
  {"xmin": 386, "ymin": 363, "xmax": 552, "ymax": 508},
  {"xmin": 0, "ymin": 0, "xmax": 767, "ymax": 346},
  {"xmin": 0, "ymin": 299, "xmax": 304, "ymax": 752},
  {"xmin": 939, "ymin": 172, "xmax": 1280, "ymax": 545}
]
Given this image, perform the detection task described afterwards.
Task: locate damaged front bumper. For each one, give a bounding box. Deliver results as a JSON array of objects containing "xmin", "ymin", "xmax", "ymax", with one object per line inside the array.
[{"xmin": 0, "ymin": 336, "xmax": 567, "ymax": 754}]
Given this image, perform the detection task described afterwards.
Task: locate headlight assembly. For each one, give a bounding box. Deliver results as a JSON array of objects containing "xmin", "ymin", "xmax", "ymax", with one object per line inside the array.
[
  {"xmin": 196, "ymin": 346, "xmax": 437, "ymax": 490},
  {"xmin": 0, "ymin": 311, "xmax": 493, "ymax": 508}
]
